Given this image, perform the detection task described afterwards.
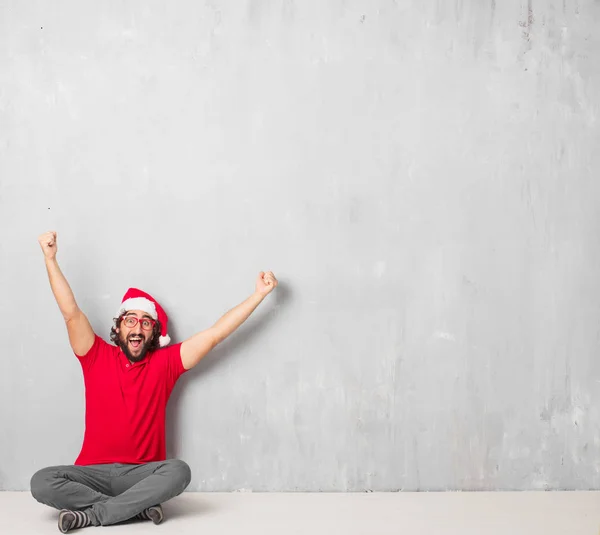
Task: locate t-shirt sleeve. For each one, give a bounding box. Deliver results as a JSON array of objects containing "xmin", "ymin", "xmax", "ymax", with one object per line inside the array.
[
  {"xmin": 74, "ymin": 335, "xmax": 110, "ymax": 371},
  {"xmin": 159, "ymin": 342, "xmax": 187, "ymax": 389}
]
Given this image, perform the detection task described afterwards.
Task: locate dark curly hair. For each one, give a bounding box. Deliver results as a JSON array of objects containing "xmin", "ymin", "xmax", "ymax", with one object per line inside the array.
[{"xmin": 110, "ymin": 315, "xmax": 162, "ymax": 352}]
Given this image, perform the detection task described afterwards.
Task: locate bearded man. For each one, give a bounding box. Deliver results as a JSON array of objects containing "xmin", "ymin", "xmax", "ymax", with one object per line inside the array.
[{"xmin": 31, "ymin": 231, "xmax": 278, "ymax": 533}]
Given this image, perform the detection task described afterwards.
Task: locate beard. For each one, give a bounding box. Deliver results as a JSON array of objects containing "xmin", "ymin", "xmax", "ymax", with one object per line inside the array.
[{"xmin": 118, "ymin": 333, "xmax": 152, "ymax": 363}]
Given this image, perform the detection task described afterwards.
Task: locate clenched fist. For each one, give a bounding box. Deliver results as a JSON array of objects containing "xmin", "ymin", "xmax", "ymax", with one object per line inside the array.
[
  {"xmin": 38, "ymin": 231, "xmax": 58, "ymax": 260},
  {"xmin": 256, "ymin": 271, "xmax": 278, "ymax": 297}
]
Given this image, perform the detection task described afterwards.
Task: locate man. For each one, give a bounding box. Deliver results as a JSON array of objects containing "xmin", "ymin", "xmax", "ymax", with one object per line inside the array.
[{"xmin": 31, "ymin": 231, "xmax": 278, "ymax": 533}]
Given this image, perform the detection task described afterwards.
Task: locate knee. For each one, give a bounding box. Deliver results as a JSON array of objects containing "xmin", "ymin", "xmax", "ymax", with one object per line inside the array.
[
  {"xmin": 167, "ymin": 459, "xmax": 192, "ymax": 491},
  {"xmin": 30, "ymin": 467, "xmax": 55, "ymax": 505}
]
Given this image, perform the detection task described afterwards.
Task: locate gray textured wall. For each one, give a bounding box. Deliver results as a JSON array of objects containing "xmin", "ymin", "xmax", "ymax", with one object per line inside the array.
[{"xmin": 1, "ymin": 0, "xmax": 600, "ymax": 491}]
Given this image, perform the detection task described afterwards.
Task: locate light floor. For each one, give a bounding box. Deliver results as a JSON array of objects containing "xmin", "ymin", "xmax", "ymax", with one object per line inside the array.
[{"xmin": 1, "ymin": 491, "xmax": 599, "ymax": 535}]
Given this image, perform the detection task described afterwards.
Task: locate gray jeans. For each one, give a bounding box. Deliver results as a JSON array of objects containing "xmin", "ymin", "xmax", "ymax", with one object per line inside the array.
[{"xmin": 30, "ymin": 459, "xmax": 191, "ymax": 526}]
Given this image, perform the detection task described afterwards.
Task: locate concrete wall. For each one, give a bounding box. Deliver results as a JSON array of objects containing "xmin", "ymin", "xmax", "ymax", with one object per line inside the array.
[{"xmin": 1, "ymin": 0, "xmax": 600, "ymax": 491}]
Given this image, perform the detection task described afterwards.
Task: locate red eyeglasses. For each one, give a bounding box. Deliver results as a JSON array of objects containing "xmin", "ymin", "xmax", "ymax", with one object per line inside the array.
[{"xmin": 121, "ymin": 316, "xmax": 156, "ymax": 331}]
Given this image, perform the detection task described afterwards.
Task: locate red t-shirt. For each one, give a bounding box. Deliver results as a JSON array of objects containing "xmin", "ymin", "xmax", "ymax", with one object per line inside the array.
[{"xmin": 74, "ymin": 335, "xmax": 187, "ymax": 466}]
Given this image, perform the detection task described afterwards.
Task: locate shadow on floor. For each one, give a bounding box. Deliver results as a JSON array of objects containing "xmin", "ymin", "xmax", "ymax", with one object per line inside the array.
[{"xmin": 163, "ymin": 494, "xmax": 219, "ymax": 519}]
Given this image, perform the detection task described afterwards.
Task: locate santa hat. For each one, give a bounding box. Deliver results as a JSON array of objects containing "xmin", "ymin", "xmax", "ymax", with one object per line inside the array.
[{"xmin": 117, "ymin": 288, "xmax": 171, "ymax": 347}]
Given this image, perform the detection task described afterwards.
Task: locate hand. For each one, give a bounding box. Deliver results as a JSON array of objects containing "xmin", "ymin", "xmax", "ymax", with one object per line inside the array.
[
  {"xmin": 38, "ymin": 231, "xmax": 58, "ymax": 260},
  {"xmin": 255, "ymin": 271, "xmax": 278, "ymax": 296}
]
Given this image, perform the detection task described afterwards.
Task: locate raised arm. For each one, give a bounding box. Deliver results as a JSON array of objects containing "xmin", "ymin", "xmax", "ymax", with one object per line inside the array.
[
  {"xmin": 38, "ymin": 231, "xmax": 95, "ymax": 356},
  {"xmin": 180, "ymin": 271, "xmax": 278, "ymax": 370}
]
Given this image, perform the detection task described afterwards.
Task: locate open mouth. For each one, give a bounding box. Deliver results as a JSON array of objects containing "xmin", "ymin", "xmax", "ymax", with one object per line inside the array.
[{"xmin": 128, "ymin": 336, "xmax": 144, "ymax": 350}]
